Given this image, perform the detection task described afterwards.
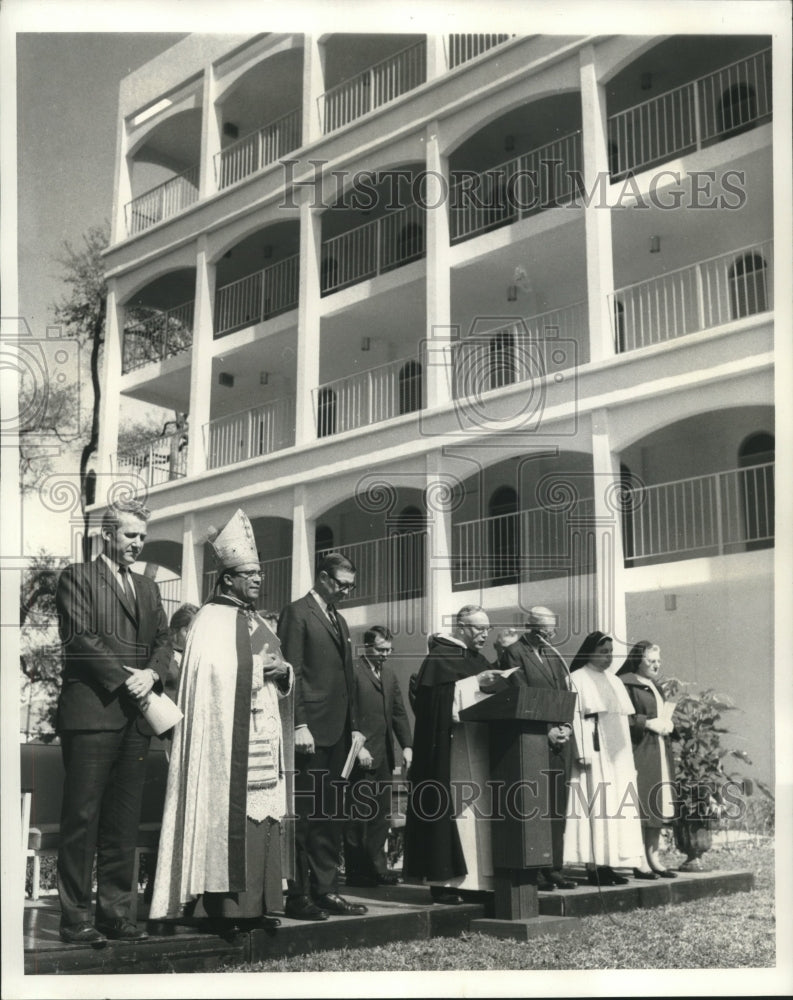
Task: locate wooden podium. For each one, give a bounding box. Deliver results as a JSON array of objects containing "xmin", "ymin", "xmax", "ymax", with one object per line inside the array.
[{"xmin": 459, "ymin": 684, "xmax": 581, "ymax": 939}]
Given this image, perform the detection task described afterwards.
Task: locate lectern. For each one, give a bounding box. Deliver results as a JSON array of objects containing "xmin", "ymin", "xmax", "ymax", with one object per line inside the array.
[{"xmin": 459, "ymin": 684, "xmax": 580, "ymax": 938}]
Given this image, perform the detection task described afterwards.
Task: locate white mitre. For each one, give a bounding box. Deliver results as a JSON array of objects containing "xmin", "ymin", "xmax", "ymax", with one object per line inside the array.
[{"xmin": 207, "ymin": 508, "xmax": 258, "ymax": 570}]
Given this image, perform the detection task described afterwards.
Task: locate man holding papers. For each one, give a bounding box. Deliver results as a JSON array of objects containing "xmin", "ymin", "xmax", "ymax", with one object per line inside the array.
[{"xmin": 150, "ymin": 509, "xmax": 294, "ymax": 931}]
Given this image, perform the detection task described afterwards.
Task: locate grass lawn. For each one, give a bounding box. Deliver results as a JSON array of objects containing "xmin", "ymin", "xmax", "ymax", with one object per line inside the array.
[{"xmin": 222, "ymin": 840, "xmax": 775, "ymax": 972}]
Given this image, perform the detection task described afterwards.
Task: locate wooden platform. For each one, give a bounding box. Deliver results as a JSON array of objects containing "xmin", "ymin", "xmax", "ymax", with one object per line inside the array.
[{"xmin": 22, "ymin": 869, "xmax": 755, "ymax": 975}]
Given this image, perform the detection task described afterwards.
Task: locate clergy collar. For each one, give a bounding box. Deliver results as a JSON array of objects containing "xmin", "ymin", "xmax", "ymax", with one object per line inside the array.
[{"xmin": 433, "ymin": 632, "xmax": 468, "ymax": 650}]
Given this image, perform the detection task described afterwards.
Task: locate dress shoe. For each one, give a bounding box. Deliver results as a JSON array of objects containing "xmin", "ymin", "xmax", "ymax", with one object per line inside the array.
[
  {"xmin": 284, "ymin": 896, "xmax": 329, "ymax": 921},
  {"xmin": 95, "ymin": 919, "xmax": 148, "ymax": 941},
  {"xmin": 651, "ymin": 868, "xmax": 678, "ymax": 878},
  {"xmin": 375, "ymin": 871, "xmax": 400, "ymax": 886},
  {"xmin": 633, "ymin": 868, "xmax": 661, "ymax": 880},
  {"xmin": 546, "ymin": 870, "xmax": 577, "ymax": 890},
  {"xmin": 429, "ymin": 888, "xmax": 464, "ymax": 905},
  {"xmin": 314, "ymin": 892, "xmax": 368, "ymax": 916},
  {"xmin": 588, "ymin": 867, "xmax": 630, "ymax": 887},
  {"xmin": 59, "ymin": 922, "xmax": 107, "ymax": 946},
  {"xmin": 536, "ymin": 876, "xmax": 556, "ymax": 891}
]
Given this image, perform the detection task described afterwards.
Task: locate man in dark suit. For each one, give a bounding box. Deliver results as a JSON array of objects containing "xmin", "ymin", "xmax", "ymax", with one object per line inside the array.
[
  {"xmin": 55, "ymin": 499, "xmax": 170, "ymax": 944},
  {"xmin": 344, "ymin": 626, "xmax": 412, "ymax": 887},
  {"xmin": 501, "ymin": 605, "xmax": 577, "ymax": 891},
  {"xmin": 278, "ymin": 552, "xmax": 368, "ymax": 920}
]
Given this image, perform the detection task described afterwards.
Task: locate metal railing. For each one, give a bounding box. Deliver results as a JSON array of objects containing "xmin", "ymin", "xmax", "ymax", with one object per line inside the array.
[
  {"xmin": 203, "ymin": 556, "xmax": 293, "ymax": 613},
  {"xmin": 610, "ymin": 239, "xmax": 773, "ymax": 353},
  {"xmin": 215, "ymin": 108, "xmax": 302, "ymax": 190},
  {"xmin": 320, "ymin": 39, "xmax": 427, "ymax": 134},
  {"xmin": 450, "ymin": 131, "xmax": 583, "ymax": 243},
  {"xmin": 446, "ymin": 34, "xmax": 514, "ymax": 69},
  {"xmin": 214, "ymin": 255, "xmax": 300, "ymax": 337},
  {"xmin": 204, "ymin": 396, "xmax": 296, "ymax": 470},
  {"xmin": 453, "ymin": 498, "xmax": 597, "ymax": 588},
  {"xmin": 125, "ymin": 165, "xmax": 200, "ymax": 236},
  {"xmin": 624, "ymin": 462, "xmax": 774, "ymax": 563},
  {"xmin": 608, "ymin": 48, "xmax": 772, "ymax": 179},
  {"xmin": 122, "ymin": 300, "xmax": 194, "ymax": 373},
  {"xmin": 157, "ymin": 575, "xmax": 182, "ymax": 617},
  {"xmin": 114, "ymin": 431, "xmax": 188, "ymax": 488},
  {"xmin": 313, "ymin": 355, "xmax": 424, "ymax": 438},
  {"xmin": 317, "ymin": 530, "xmax": 426, "ymax": 605},
  {"xmin": 321, "ymin": 202, "xmax": 425, "ymax": 295},
  {"xmin": 453, "ymin": 302, "xmax": 588, "ymax": 398}
]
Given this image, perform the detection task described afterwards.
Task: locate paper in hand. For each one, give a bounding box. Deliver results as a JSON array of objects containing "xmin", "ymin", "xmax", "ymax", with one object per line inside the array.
[{"xmin": 341, "ymin": 732, "xmax": 367, "ymax": 779}]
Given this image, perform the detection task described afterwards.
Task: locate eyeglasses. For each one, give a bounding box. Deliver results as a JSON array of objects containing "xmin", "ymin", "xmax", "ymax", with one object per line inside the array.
[
  {"xmin": 231, "ymin": 569, "xmax": 262, "ymax": 579},
  {"xmin": 463, "ymin": 624, "xmax": 490, "ymax": 634},
  {"xmin": 329, "ymin": 575, "xmax": 356, "ymax": 592},
  {"xmin": 370, "ymin": 646, "xmax": 393, "ymax": 655}
]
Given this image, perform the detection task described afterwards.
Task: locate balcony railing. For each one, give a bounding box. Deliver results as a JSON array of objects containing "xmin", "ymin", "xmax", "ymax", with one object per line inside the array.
[
  {"xmin": 453, "ymin": 302, "xmax": 588, "ymax": 399},
  {"xmin": 446, "ymin": 34, "xmax": 514, "ymax": 70},
  {"xmin": 611, "ymin": 239, "xmax": 773, "ymax": 354},
  {"xmin": 215, "ymin": 108, "xmax": 302, "ymax": 190},
  {"xmin": 608, "ymin": 48, "xmax": 772, "ymax": 179},
  {"xmin": 450, "ymin": 131, "xmax": 583, "ymax": 243},
  {"xmin": 314, "ymin": 355, "xmax": 424, "ymax": 438},
  {"xmin": 321, "ymin": 203, "xmax": 425, "ymax": 295},
  {"xmin": 157, "ymin": 575, "xmax": 182, "ymax": 617},
  {"xmin": 203, "ymin": 556, "xmax": 292, "ymax": 613},
  {"xmin": 204, "ymin": 396, "xmax": 296, "ymax": 470},
  {"xmin": 125, "ymin": 165, "xmax": 200, "ymax": 236},
  {"xmin": 320, "ymin": 39, "xmax": 427, "ymax": 134},
  {"xmin": 114, "ymin": 431, "xmax": 188, "ymax": 488},
  {"xmin": 122, "ymin": 300, "xmax": 194, "ymax": 374},
  {"xmin": 453, "ymin": 499, "xmax": 596, "ymax": 589},
  {"xmin": 214, "ymin": 255, "xmax": 300, "ymax": 337},
  {"xmin": 318, "ymin": 530, "xmax": 426, "ymax": 605},
  {"xmin": 624, "ymin": 463, "xmax": 774, "ymax": 564}
]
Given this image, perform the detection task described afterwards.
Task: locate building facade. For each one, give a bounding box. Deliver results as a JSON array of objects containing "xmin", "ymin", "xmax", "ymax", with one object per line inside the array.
[{"xmin": 95, "ymin": 32, "xmax": 775, "ymax": 780}]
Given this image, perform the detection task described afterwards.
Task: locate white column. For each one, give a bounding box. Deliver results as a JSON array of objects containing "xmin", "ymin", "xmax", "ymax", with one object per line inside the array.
[
  {"xmin": 590, "ymin": 409, "xmax": 628, "ymax": 658},
  {"xmin": 424, "ymin": 121, "xmax": 454, "ymax": 410},
  {"xmin": 302, "ymin": 34, "xmax": 326, "ymax": 145},
  {"xmin": 579, "ymin": 45, "xmax": 616, "ymax": 363},
  {"xmin": 96, "ymin": 281, "xmax": 122, "ymax": 491},
  {"xmin": 294, "ymin": 192, "xmax": 322, "ymax": 446},
  {"xmin": 199, "ymin": 64, "xmax": 221, "ymax": 198},
  {"xmin": 186, "ymin": 237, "xmax": 214, "ymax": 477},
  {"xmin": 290, "ymin": 484, "xmax": 316, "ymax": 599},
  {"xmin": 426, "ymin": 35, "xmax": 447, "ymax": 81},
  {"xmin": 424, "ymin": 451, "xmax": 455, "ymax": 634},
  {"xmin": 180, "ymin": 512, "xmax": 205, "ymax": 605},
  {"xmin": 111, "ymin": 113, "xmax": 131, "ymax": 244}
]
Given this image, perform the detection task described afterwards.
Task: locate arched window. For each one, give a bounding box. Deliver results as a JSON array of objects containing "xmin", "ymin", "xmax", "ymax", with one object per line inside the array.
[
  {"xmin": 488, "ymin": 329, "xmax": 516, "ymax": 390},
  {"xmin": 317, "ymin": 387, "xmax": 337, "ymax": 438},
  {"xmin": 737, "ymin": 432, "xmax": 774, "ymax": 550},
  {"xmin": 398, "ymin": 360, "xmax": 423, "ymax": 415},
  {"xmin": 729, "ymin": 253, "xmax": 768, "ymax": 319},
  {"xmin": 488, "ymin": 485, "xmax": 519, "ymax": 585},
  {"xmin": 717, "ymin": 82, "xmax": 757, "ymax": 138}
]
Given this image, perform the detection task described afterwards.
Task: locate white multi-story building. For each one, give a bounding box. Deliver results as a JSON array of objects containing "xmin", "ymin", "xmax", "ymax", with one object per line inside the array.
[{"xmin": 95, "ymin": 32, "xmax": 775, "ymax": 780}]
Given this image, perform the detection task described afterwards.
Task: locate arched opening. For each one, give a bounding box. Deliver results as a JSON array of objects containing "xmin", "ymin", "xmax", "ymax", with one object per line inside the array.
[
  {"xmin": 737, "ymin": 432, "xmax": 774, "ymax": 550},
  {"xmin": 488, "ymin": 329, "xmax": 516, "ymax": 390},
  {"xmin": 729, "ymin": 253, "xmax": 768, "ymax": 320},
  {"xmin": 488, "ymin": 485, "xmax": 519, "ymax": 585},
  {"xmin": 717, "ymin": 82, "xmax": 757, "ymax": 138},
  {"xmin": 317, "ymin": 387, "xmax": 337, "ymax": 438},
  {"xmin": 398, "ymin": 360, "xmax": 423, "ymax": 415}
]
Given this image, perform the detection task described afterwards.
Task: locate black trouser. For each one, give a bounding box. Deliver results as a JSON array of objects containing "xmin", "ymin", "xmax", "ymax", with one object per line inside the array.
[
  {"xmin": 288, "ymin": 737, "xmax": 347, "ymax": 899},
  {"xmin": 57, "ymin": 723, "xmax": 150, "ymax": 927},
  {"xmin": 344, "ymin": 762, "xmax": 393, "ymax": 877}
]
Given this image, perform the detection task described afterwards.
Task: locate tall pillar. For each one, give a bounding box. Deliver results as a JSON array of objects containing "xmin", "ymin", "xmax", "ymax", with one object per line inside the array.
[
  {"xmin": 424, "ymin": 121, "xmax": 454, "ymax": 411},
  {"xmin": 579, "ymin": 45, "xmax": 616, "ymax": 363},
  {"xmin": 302, "ymin": 34, "xmax": 326, "ymax": 145},
  {"xmin": 424, "ymin": 451, "xmax": 455, "ymax": 634},
  {"xmin": 180, "ymin": 512, "xmax": 205, "ymax": 605},
  {"xmin": 111, "ymin": 114, "xmax": 131, "ymax": 244},
  {"xmin": 199, "ymin": 64, "xmax": 221, "ymax": 199},
  {"xmin": 96, "ymin": 281, "xmax": 122, "ymax": 492},
  {"xmin": 294, "ymin": 192, "xmax": 323, "ymax": 446},
  {"xmin": 590, "ymin": 409, "xmax": 628, "ymax": 659},
  {"xmin": 290, "ymin": 484, "xmax": 316, "ymax": 599},
  {"xmin": 186, "ymin": 237, "xmax": 214, "ymax": 477},
  {"xmin": 426, "ymin": 35, "xmax": 447, "ymax": 81}
]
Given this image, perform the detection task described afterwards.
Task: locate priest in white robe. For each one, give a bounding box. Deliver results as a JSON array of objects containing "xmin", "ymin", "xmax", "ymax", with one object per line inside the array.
[{"xmin": 150, "ymin": 509, "xmax": 294, "ymax": 930}]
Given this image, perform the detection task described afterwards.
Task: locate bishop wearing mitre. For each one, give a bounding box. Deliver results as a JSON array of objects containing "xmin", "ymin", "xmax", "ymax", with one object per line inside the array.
[{"xmin": 150, "ymin": 509, "xmax": 294, "ymax": 931}]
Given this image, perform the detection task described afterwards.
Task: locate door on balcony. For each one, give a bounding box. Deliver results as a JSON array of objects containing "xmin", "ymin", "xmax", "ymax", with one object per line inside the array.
[
  {"xmin": 738, "ymin": 432, "xmax": 774, "ymax": 551},
  {"xmin": 488, "ymin": 486, "xmax": 519, "ymax": 585},
  {"xmin": 317, "ymin": 387, "xmax": 337, "ymax": 437},
  {"xmin": 398, "ymin": 360, "xmax": 423, "ymax": 415},
  {"xmin": 729, "ymin": 253, "xmax": 768, "ymax": 319}
]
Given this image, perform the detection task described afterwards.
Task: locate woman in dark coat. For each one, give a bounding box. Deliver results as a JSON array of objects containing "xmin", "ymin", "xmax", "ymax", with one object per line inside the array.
[{"xmin": 617, "ymin": 640, "xmax": 677, "ymax": 878}]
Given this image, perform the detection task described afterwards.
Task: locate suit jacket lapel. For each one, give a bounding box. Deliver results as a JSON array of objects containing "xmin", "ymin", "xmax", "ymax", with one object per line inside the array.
[
  {"xmin": 523, "ymin": 639, "xmax": 558, "ymax": 688},
  {"xmin": 307, "ymin": 593, "xmax": 344, "ymax": 649},
  {"xmin": 97, "ymin": 558, "xmax": 137, "ymax": 626}
]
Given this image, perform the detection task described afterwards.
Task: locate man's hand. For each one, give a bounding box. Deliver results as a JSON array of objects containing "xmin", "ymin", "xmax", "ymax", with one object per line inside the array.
[
  {"xmin": 357, "ymin": 747, "xmax": 374, "ymax": 769},
  {"xmin": 402, "ymin": 747, "xmax": 413, "ymax": 770},
  {"xmin": 548, "ymin": 725, "xmax": 570, "ymax": 747},
  {"xmin": 476, "ymin": 669, "xmax": 504, "ymax": 693},
  {"xmin": 260, "ymin": 652, "xmax": 289, "ymax": 682},
  {"xmin": 645, "ymin": 718, "xmax": 672, "ymax": 736},
  {"xmin": 295, "ymin": 726, "xmax": 315, "ymax": 754},
  {"xmin": 123, "ymin": 666, "xmax": 155, "ymax": 700}
]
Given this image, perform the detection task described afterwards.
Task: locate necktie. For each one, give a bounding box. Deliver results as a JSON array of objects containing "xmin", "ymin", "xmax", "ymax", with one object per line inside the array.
[
  {"xmin": 328, "ymin": 606, "xmax": 341, "ymax": 638},
  {"xmin": 118, "ymin": 566, "xmax": 134, "ymax": 602}
]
